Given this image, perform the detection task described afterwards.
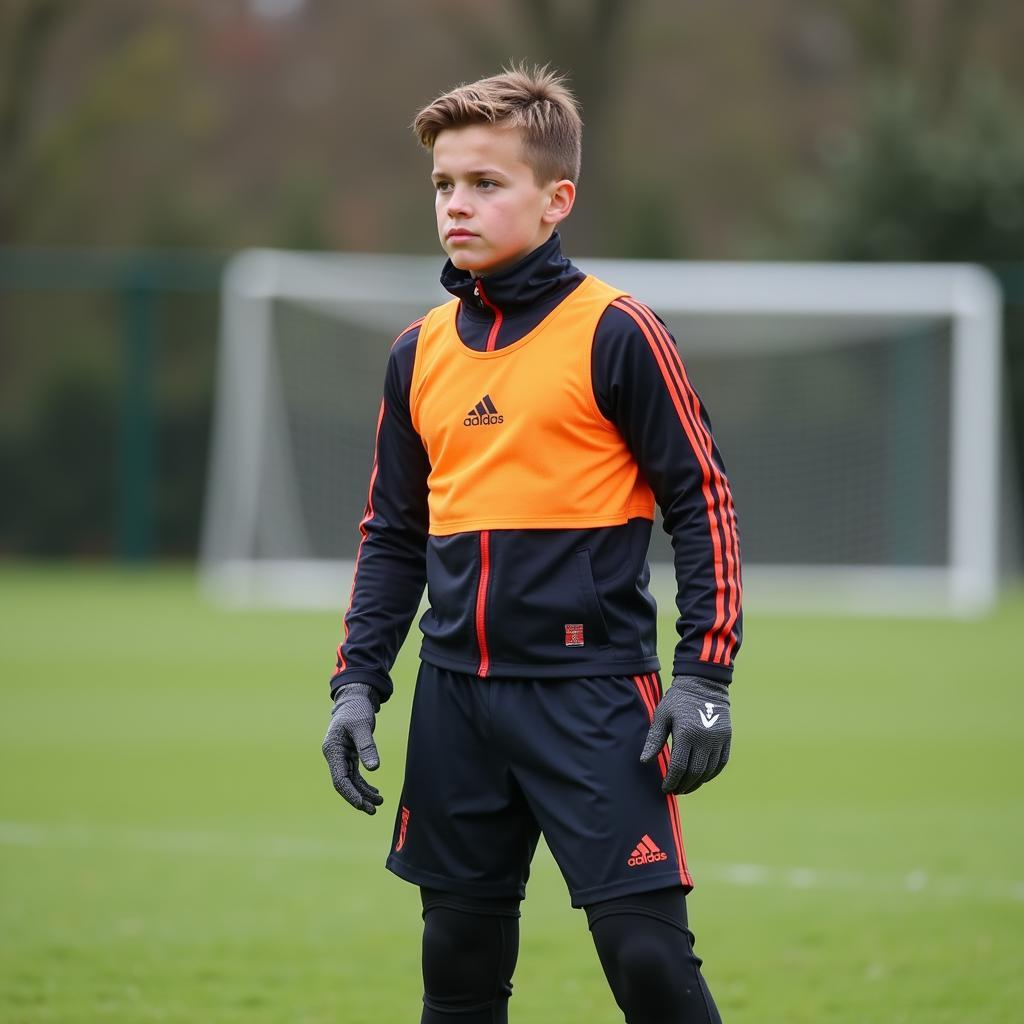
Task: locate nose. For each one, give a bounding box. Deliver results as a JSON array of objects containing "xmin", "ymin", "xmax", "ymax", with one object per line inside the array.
[{"xmin": 445, "ymin": 183, "xmax": 473, "ymax": 217}]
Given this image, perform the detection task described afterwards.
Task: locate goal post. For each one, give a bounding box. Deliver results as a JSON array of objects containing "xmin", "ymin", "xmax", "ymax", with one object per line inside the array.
[{"xmin": 200, "ymin": 251, "xmax": 1005, "ymax": 617}]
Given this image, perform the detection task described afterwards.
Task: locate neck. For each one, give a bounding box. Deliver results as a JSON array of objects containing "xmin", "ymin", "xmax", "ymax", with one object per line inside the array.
[{"xmin": 441, "ymin": 232, "xmax": 580, "ymax": 315}]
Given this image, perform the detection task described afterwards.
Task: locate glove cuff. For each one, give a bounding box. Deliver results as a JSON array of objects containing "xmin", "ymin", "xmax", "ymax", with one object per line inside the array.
[
  {"xmin": 672, "ymin": 674, "xmax": 730, "ymax": 698},
  {"xmin": 332, "ymin": 682, "xmax": 381, "ymax": 712}
]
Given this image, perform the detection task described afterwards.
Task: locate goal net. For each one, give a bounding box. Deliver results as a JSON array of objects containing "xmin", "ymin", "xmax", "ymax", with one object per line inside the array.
[{"xmin": 200, "ymin": 252, "xmax": 1005, "ymax": 616}]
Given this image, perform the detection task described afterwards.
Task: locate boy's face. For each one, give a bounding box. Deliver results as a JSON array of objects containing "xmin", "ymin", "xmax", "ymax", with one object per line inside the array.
[{"xmin": 431, "ymin": 124, "xmax": 575, "ymax": 276}]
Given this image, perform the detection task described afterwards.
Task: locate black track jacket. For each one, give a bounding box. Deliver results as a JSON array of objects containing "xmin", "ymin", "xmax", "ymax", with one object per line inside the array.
[{"xmin": 329, "ymin": 234, "xmax": 741, "ymax": 701}]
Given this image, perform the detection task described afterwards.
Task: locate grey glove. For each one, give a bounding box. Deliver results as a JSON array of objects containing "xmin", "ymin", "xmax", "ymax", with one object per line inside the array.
[
  {"xmin": 640, "ymin": 675, "xmax": 731, "ymax": 795},
  {"xmin": 322, "ymin": 683, "xmax": 384, "ymax": 814}
]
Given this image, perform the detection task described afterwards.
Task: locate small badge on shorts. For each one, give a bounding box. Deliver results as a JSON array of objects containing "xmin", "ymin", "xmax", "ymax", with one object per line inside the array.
[
  {"xmin": 395, "ymin": 805, "xmax": 410, "ymax": 852},
  {"xmin": 564, "ymin": 623, "xmax": 585, "ymax": 647}
]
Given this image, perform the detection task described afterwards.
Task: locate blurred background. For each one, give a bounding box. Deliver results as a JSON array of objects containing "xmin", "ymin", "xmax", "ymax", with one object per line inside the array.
[
  {"xmin": 2, "ymin": 0, "xmax": 1024, "ymax": 560},
  {"xmin": 2, "ymin": 3, "xmax": 1023, "ymax": 1022}
]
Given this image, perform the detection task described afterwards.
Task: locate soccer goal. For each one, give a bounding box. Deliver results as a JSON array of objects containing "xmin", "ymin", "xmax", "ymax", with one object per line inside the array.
[{"xmin": 200, "ymin": 251, "xmax": 1005, "ymax": 617}]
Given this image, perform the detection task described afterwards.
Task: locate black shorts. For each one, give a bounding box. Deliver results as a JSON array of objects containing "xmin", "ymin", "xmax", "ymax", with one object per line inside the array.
[{"xmin": 385, "ymin": 663, "xmax": 693, "ymax": 908}]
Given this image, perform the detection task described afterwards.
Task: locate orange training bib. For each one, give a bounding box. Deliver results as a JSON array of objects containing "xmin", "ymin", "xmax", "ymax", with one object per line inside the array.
[{"xmin": 409, "ymin": 275, "xmax": 656, "ymax": 536}]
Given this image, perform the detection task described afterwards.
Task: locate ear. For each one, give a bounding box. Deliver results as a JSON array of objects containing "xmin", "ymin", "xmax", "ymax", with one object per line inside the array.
[{"xmin": 542, "ymin": 179, "xmax": 576, "ymax": 225}]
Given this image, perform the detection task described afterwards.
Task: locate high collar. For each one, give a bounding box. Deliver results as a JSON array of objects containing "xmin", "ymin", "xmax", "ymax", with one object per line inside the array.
[{"xmin": 439, "ymin": 233, "xmax": 582, "ymax": 317}]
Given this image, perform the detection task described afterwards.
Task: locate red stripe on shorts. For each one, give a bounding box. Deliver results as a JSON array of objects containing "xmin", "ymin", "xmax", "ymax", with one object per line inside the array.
[{"xmin": 633, "ymin": 674, "xmax": 693, "ymax": 889}]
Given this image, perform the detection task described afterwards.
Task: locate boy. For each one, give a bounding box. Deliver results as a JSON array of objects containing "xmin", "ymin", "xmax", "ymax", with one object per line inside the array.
[{"xmin": 323, "ymin": 66, "xmax": 741, "ymax": 1024}]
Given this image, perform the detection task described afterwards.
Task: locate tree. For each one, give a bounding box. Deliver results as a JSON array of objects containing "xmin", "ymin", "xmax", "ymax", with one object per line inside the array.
[
  {"xmin": 0, "ymin": 0, "xmax": 73, "ymax": 243},
  {"xmin": 790, "ymin": 74, "xmax": 1024, "ymax": 515}
]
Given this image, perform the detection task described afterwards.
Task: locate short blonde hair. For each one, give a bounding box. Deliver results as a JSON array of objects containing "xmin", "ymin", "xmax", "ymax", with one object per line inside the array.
[{"xmin": 413, "ymin": 64, "xmax": 582, "ymax": 184}]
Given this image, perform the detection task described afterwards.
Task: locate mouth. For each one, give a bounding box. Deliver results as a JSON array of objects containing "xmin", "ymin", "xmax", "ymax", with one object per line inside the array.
[{"xmin": 445, "ymin": 229, "xmax": 477, "ymax": 241}]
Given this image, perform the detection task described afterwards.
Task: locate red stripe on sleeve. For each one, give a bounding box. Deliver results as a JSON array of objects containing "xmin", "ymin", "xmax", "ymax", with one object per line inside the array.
[
  {"xmin": 632, "ymin": 299, "xmax": 741, "ymax": 663},
  {"xmin": 334, "ymin": 319, "xmax": 424, "ymax": 678},
  {"xmin": 612, "ymin": 299, "xmax": 739, "ymax": 666},
  {"xmin": 627, "ymin": 301, "xmax": 742, "ymax": 664},
  {"xmin": 646, "ymin": 314, "xmax": 741, "ymax": 663},
  {"xmin": 334, "ymin": 397, "xmax": 386, "ymax": 674},
  {"xmin": 392, "ymin": 317, "xmax": 425, "ymax": 349},
  {"xmin": 614, "ymin": 299, "xmax": 732, "ymax": 661}
]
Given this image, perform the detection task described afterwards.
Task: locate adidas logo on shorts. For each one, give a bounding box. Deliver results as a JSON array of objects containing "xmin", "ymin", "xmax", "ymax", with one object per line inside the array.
[
  {"xmin": 464, "ymin": 394, "xmax": 504, "ymax": 426},
  {"xmin": 627, "ymin": 834, "xmax": 668, "ymax": 867}
]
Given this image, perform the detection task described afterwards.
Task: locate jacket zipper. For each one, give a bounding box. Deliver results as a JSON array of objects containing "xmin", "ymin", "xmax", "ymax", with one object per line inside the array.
[
  {"xmin": 475, "ymin": 530, "xmax": 491, "ymax": 676},
  {"xmin": 471, "ymin": 278, "xmax": 497, "ymax": 674},
  {"xmin": 473, "ymin": 279, "xmax": 503, "ymax": 352}
]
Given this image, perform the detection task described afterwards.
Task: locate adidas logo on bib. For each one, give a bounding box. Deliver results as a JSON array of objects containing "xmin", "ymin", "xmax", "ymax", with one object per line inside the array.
[{"xmin": 464, "ymin": 394, "xmax": 504, "ymax": 426}]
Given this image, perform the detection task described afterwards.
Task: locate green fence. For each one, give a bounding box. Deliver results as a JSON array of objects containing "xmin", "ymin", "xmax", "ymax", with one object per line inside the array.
[{"xmin": 0, "ymin": 248, "xmax": 223, "ymax": 559}]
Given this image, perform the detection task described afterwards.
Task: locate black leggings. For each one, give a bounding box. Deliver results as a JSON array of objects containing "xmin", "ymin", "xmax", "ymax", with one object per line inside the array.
[
  {"xmin": 586, "ymin": 888, "xmax": 721, "ymax": 1024},
  {"xmin": 419, "ymin": 886, "xmax": 720, "ymax": 1023},
  {"xmin": 420, "ymin": 888, "xmax": 521, "ymax": 1023}
]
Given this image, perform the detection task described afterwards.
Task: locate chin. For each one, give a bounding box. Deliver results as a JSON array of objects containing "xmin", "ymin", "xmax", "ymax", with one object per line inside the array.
[
  {"xmin": 449, "ymin": 250, "xmax": 497, "ymax": 274},
  {"xmin": 447, "ymin": 250, "xmax": 475, "ymax": 270}
]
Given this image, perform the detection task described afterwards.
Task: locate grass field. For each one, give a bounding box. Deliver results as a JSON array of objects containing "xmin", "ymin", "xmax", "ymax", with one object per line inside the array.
[{"xmin": 1, "ymin": 565, "xmax": 1021, "ymax": 1023}]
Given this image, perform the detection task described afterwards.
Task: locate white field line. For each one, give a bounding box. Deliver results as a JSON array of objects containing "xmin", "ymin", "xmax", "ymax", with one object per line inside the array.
[{"xmin": 1, "ymin": 821, "xmax": 1021, "ymax": 904}]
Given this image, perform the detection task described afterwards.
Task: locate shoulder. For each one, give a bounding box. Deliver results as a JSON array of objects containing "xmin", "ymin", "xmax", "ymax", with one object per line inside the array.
[
  {"xmin": 392, "ymin": 317, "xmax": 424, "ymax": 352},
  {"xmin": 391, "ymin": 297, "xmax": 462, "ymax": 358},
  {"xmin": 388, "ymin": 318, "xmax": 424, "ymax": 372},
  {"xmin": 595, "ymin": 296, "xmax": 674, "ymax": 356},
  {"xmin": 382, "ymin": 320, "xmax": 427, "ymax": 404},
  {"xmin": 591, "ymin": 296, "xmax": 683, "ymax": 410},
  {"xmin": 600, "ymin": 294, "xmax": 670, "ymax": 334}
]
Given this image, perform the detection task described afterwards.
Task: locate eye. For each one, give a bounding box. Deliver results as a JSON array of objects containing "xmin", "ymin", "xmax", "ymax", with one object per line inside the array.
[
  {"xmin": 434, "ymin": 180, "xmax": 453, "ymax": 193},
  {"xmin": 477, "ymin": 179, "xmax": 498, "ymax": 190}
]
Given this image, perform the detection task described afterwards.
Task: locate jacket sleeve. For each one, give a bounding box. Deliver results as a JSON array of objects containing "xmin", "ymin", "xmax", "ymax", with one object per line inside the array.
[
  {"xmin": 592, "ymin": 299, "xmax": 742, "ymax": 683},
  {"xmin": 328, "ymin": 325, "xmax": 430, "ymax": 702}
]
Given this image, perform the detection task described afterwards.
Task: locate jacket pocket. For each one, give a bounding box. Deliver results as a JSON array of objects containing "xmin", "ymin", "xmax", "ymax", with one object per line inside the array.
[
  {"xmin": 421, "ymin": 534, "xmax": 479, "ymax": 654},
  {"xmin": 575, "ymin": 549, "xmax": 612, "ymax": 649}
]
